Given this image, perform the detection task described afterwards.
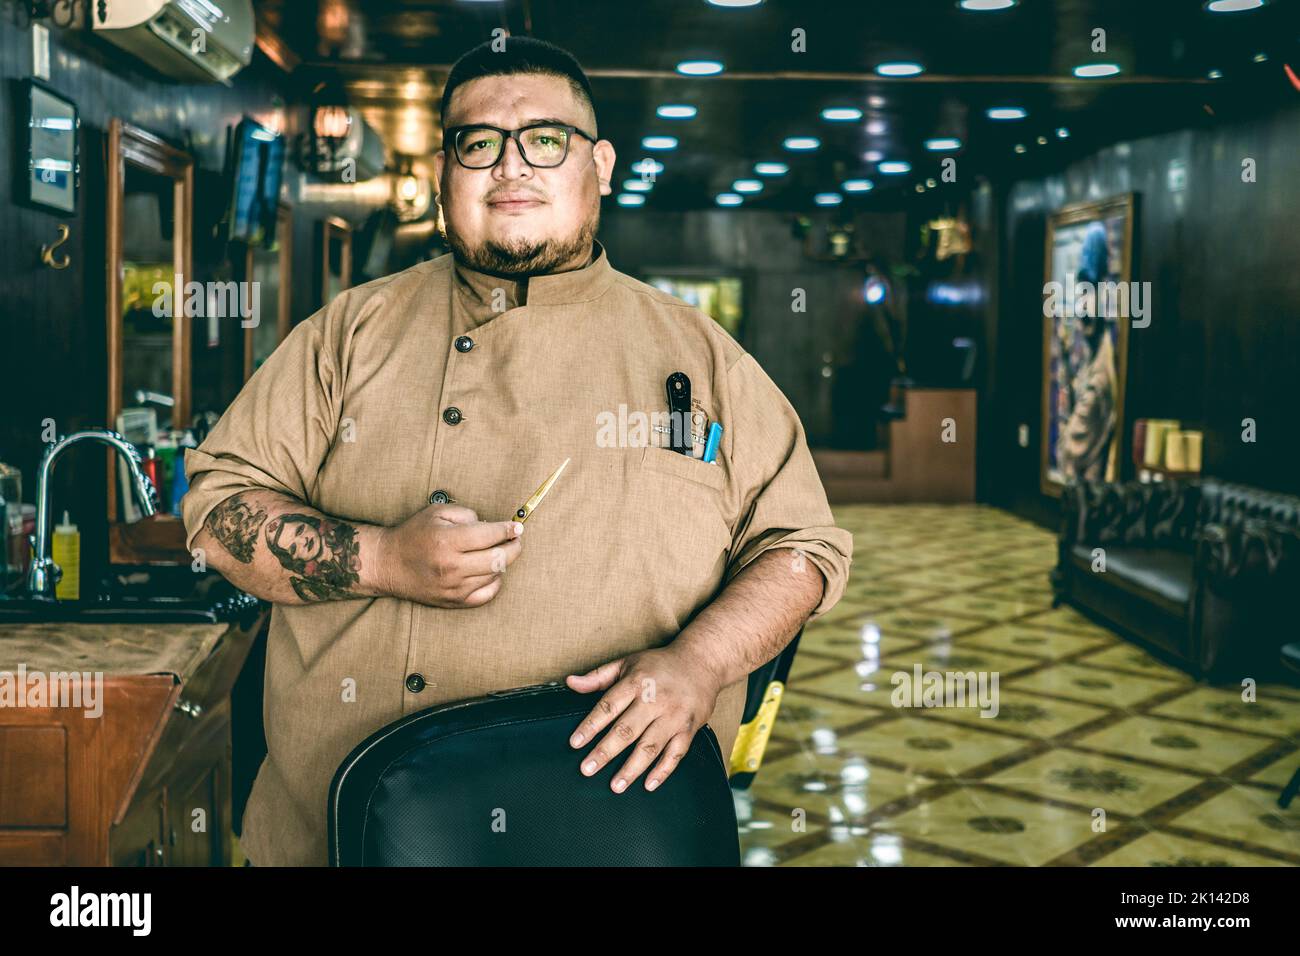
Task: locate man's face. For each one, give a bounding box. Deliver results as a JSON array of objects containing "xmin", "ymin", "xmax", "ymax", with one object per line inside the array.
[{"xmin": 435, "ymin": 73, "xmax": 616, "ymax": 277}]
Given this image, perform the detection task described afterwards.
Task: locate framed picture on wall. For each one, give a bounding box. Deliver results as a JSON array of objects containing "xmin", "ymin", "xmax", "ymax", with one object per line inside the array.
[
  {"xmin": 1040, "ymin": 193, "xmax": 1135, "ymax": 497},
  {"xmin": 20, "ymin": 80, "xmax": 80, "ymax": 214}
]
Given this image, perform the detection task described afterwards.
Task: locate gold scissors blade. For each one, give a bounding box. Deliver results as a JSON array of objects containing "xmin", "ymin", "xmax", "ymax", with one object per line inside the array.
[{"xmin": 515, "ymin": 458, "xmax": 570, "ymax": 522}]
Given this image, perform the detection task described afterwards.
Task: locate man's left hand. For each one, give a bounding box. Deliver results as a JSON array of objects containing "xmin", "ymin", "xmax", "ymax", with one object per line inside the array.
[{"xmin": 566, "ymin": 645, "xmax": 723, "ymax": 793}]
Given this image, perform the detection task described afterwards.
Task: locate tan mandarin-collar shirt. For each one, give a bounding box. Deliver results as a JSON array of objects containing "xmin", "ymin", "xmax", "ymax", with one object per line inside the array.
[{"xmin": 183, "ymin": 242, "xmax": 853, "ymax": 866}]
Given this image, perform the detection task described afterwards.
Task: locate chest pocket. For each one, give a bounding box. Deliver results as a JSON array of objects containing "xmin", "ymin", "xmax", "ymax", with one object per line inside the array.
[{"xmin": 633, "ymin": 445, "xmax": 732, "ymax": 560}]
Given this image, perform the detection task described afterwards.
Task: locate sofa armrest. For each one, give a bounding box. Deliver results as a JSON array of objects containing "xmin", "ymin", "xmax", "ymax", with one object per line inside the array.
[
  {"xmin": 1195, "ymin": 518, "xmax": 1300, "ymax": 597},
  {"xmin": 1064, "ymin": 479, "xmax": 1198, "ymax": 549}
]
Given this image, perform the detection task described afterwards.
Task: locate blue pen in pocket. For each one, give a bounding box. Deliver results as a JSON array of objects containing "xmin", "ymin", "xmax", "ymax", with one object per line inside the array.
[{"xmin": 702, "ymin": 422, "xmax": 723, "ymax": 463}]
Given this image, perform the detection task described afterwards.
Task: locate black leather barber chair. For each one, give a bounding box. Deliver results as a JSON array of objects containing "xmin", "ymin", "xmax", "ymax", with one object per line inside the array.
[
  {"xmin": 328, "ymin": 630, "xmax": 805, "ymax": 866},
  {"xmin": 329, "ymin": 682, "xmax": 740, "ymax": 866}
]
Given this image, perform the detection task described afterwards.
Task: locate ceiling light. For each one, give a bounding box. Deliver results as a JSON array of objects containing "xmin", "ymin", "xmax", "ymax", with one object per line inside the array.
[
  {"xmin": 1207, "ymin": 69, "xmax": 1224, "ymax": 79},
  {"xmin": 716, "ymin": 192, "xmax": 743, "ymax": 206},
  {"xmin": 616, "ymin": 194, "xmax": 645, "ymax": 207},
  {"xmin": 843, "ymin": 179, "xmax": 874, "ymax": 192},
  {"xmin": 959, "ymin": 0, "xmax": 1017, "ymax": 9},
  {"xmin": 1253, "ymin": 52, "xmax": 1269, "ymax": 63},
  {"xmin": 814, "ymin": 193, "xmax": 843, "ymax": 206},
  {"xmin": 1204, "ymin": 0, "xmax": 1265, "ymax": 11},
  {"xmin": 915, "ymin": 184, "xmax": 926, "ymax": 193},
  {"xmin": 1036, "ymin": 135, "xmax": 1048, "ymax": 145},
  {"xmin": 1056, "ymin": 127, "xmax": 1070, "ymax": 138},
  {"xmin": 925, "ymin": 178, "xmax": 937, "ymax": 188},
  {"xmin": 622, "ymin": 179, "xmax": 653, "ymax": 192},
  {"xmin": 876, "ymin": 62, "xmax": 924, "ymax": 77},
  {"xmin": 987, "ymin": 106, "xmax": 1028, "ymax": 119},
  {"xmin": 1014, "ymin": 143, "xmax": 1027, "ymax": 153},
  {"xmin": 866, "ymin": 119, "xmax": 887, "ymax": 135},
  {"xmin": 733, "ymin": 179, "xmax": 763, "ymax": 193},
  {"xmin": 641, "ymin": 135, "xmax": 678, "ymax": 150},
  {"xmin": 783, "ymin": 136, "xmax": 821, "ymax": 151},
  {"xmin": 868, "ymin": 95, "xmax": 886, "ymax": 108},
  {"xmin": 1073, "ymin": 63, "xmax": 1122, "ymax": 78},
  {"xmin": 755, "ymin": 162, "xmax": 789, "ymax": 175},
  {"xmin": 822, "ymin": 107, "xmax": 864, "ymax": 121},
  {"xmin": 657, "ymin": 104, "xmax": 697, "ymax": 119},
  {"xmin": 707, "ymin": 0, "xmax": 764, "ymax": 6},
  {"xmin": 924, "ymin": 137, "xmax": 962, "ymax": 151},
  {"xmin": 864, "ymin": 150, "xmax": 884, "ymax": 162},
  {"xmin": 878, "ymin": 160, "xmax": 911, "ymax": 174},
  {"xmin": 631, "ymin": 159, "xmax": 664, "ymax": 175},
  {"xmin": 677, "ymin": 60, "xmax": 724, "ymax": 76}
]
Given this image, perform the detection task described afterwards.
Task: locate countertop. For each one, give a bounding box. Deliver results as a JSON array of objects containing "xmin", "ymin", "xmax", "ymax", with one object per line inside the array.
[{"xmin": 0, "ymin": 622, "xmax": 228, "ymax": 682}]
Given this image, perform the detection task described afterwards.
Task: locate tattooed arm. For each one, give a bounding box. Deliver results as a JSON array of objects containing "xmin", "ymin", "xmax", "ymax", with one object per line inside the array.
[{"xmin": 192, "ymin": 490, "xmax": 526, "ymax": 608}]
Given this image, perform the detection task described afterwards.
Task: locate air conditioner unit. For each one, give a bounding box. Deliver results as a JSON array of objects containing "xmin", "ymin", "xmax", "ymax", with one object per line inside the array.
[{"xmin": 93, "ymin": 0, "xmax": 255, "ymax": 86}]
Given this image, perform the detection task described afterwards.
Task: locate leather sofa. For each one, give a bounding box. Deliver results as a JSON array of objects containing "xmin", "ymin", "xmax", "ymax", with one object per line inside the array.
[{"xmin": 1053, "ymin": 478, "xmax": 1300, "ymax": 680}]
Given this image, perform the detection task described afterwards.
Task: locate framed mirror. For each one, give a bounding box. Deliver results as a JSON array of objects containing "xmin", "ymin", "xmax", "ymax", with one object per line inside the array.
[
  {"xmin": 319, "ymin": 216, "xmax": 352, "ymax": 308},
  {"xmin": 243, "ymin": 202, "xmax": 294, "ymax": 379},
  {"xmin": 106, "ymin": 119, "xmax": 194, "ymax": 559}
]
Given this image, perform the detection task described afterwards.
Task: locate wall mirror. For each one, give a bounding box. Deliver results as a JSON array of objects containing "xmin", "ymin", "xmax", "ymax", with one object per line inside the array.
[
  {"xmin": 106, "ymin": 119, "xmax": 194, "ymax": 561},
  {"xmin": 243, "ymin": 202, "xmax": 294, "ymax": 379}
]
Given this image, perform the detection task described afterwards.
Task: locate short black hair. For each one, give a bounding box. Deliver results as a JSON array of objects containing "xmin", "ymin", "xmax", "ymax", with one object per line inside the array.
[{"xmin": 440, "ymin": 37, "xmax": 596, "ymax": 129}]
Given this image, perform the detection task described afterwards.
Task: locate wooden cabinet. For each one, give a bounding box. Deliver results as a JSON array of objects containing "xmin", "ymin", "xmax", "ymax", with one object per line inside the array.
[{"xmin": 0, "ymin": 610, "xmax": 266, "ymax": 866}]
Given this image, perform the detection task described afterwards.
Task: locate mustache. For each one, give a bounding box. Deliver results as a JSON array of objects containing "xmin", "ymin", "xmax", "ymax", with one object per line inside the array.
[{"xmin": 483, "ymin": 187, "xmax": 548, "ymax": 203}]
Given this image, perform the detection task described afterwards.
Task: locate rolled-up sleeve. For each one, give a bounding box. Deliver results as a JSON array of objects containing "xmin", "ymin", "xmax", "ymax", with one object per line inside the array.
[
  {"xmin": 181, "ymin": 304, "xmax": 342, "ymax": 552},
  {"xmin": 722, "ymin": 352, "xmax": 853, "ymax": 620}
]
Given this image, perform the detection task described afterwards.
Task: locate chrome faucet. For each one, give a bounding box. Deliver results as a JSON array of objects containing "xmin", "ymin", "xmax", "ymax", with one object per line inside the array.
[{"xmin": 27, "ymin": 430, "xmax": 158, "ymax": 600}]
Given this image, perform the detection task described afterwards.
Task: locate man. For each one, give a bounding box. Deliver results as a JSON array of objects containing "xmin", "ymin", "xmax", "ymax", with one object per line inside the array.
[{"xmin": 184, "ymin": 37, "xmax": 852, "ymax": 866}]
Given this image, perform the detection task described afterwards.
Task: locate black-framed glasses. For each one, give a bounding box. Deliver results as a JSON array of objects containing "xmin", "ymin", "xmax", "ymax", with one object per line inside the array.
[{"xmin": 446, "ymin": 123, "xmax": 596, "ymax": 169}]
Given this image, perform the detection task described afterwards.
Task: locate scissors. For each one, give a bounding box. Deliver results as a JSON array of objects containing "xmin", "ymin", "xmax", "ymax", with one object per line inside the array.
[{"xmin": 514, "ymin": 458, "xmax": 570, "ymax": 522}]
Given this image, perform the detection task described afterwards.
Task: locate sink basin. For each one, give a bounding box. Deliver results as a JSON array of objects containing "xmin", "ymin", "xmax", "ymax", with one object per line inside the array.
[{"xmin": 0, "ymin": 567, "xmax": 263, "ymax": 625}]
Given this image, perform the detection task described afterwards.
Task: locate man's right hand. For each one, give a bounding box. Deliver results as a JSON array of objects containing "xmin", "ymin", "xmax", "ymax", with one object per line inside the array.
[{"xmin": 372, "ymin": 504, "xmax": 524, "ymax": 608}]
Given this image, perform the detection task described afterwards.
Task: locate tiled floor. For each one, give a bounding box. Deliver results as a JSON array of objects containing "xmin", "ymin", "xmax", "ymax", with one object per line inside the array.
[{"xmin": 737, "ymin": 504, "xmax": 1300, "ymax": 867}]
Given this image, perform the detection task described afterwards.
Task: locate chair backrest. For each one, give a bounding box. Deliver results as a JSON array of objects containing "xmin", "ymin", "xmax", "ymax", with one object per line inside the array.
[{"xmin": 328, "ymin": 682, "xmax": 739, "ymax": 866}]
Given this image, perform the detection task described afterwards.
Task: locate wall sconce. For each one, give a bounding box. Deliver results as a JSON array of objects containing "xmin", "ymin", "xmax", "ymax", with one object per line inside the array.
[{"xmin": 391, "ymin": 158, "xmax": 432, "ymax": 222}]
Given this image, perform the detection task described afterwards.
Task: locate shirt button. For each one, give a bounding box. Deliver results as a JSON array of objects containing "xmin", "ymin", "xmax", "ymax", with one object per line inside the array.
[
  {"xmin": 428, "ymin": 490, "xmax": 449, "ymax": 504},
  {"xmin": 454, "ymin": 335, "xmax": 474, "ymax": 353},
  {"xmin": 442, "ymin": 406, "xmax": 462, "ymax": 426},
  {"xmin": 405, "ymin": 673, "xmax": 426, "ymax": 693}
]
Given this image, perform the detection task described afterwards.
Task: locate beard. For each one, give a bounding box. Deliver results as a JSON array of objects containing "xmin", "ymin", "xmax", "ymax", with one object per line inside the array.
[{"xmin": 446, "ymin": 210, "xmax": 599, "ymax": 279}]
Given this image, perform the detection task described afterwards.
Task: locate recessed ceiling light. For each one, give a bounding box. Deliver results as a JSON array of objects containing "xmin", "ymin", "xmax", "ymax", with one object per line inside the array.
[
  {"xmin": 878, "ymin": 160, "xmax": 911, "ymax": 174},
  {"xmin": 987, "ymin": 106, "xmax": 1028, "ymax": 119},
  {"xmin": 1014, "ymin": 143, "xmax": 1027, "ymax": 153},
  {"xmin": 641, "ymin": 135, "xmax": 678, "ymax": 150},
  {"xmin": 843, "ymin": 179, "xmax": 874, "ymax": 192},
  {"xmin": 1207, "ymin": 68, "xmax": 1224, "ymax": 79},
  {"xmin": 631, "ymin": 159, "xmax": 664, "ymax": 175},
  {"xmin": 707, "ymin": 0, "xmax": 764, "ymax": 7},
  {"xmin": 784, "ymin": 136, "xmax": 821, "ymax": 151},
  {"xmin": 755, "ymin": 162, "xmax": 789, "ymax": 175},
  {"xmin": 915, "ymin": 183, "xmax": 926, "ymax": 193},
  {"xmin": 924, "ymin": 137, "xmax": 962, "ymax": 151},
  {"xmin": 677, "ymin": 60, "xmax": 724, "ymax": 76},
  {"xmin": 656, "ymin": 104, "xmax": 698, "ymax": 119},
  {"xmin": 1036, "ymin": 135, "xmax": 1048, "ymax": 145},
  {"xmin": 716, "ymin": 192, "xmax": 743, "ymax": 206},
  {"xmin": 868, "ymin": 95, "xmax": 886, "ymax": 108},
  {"xmin": 1253, "ymin": 52, "xmax": 1269, "ymax": 63},
  {"xmin": 864, "ymin": 150, "xmax": 884, "ymax": 162},
  {"xmin": 822, "ymin": 107, "xmax": 864, "ymax": 122},
  {"xmin": 925, "ymin": 178, "xmax": 937, "ymax": 188},
  {"xmin": 1074, "ymin": 63, "xmax": 1122, "ymax": 78},
  {"xmin": 622, "ymin": 179, "xmax": 653, "ymax": 192},
  {"xmin": 959, "ymin": 0, "xmax": 1017, "ymax": 9},
  {"xmin": 866, "ymin": 119, "xmax": 888, "ymax": 135},
  {"xmin": 733, "ymin": 179, "xmax": 763, "ymax": 193},
  {"xmin": 1204, "ymin": 0, "xmax": 1265, "ymax": 12},
  {"xmin": 1056, "ymin": 127, "xmax": 1070, "ymax": 138},
  {"xmin": 876, "ymin": 61, "xmax": 925, "ymax": 77},
  {"xmin": 814, "ymin": 193, "xmax": 843, "ymax": 206},
  {"xmin": 616, "ymin": 194, "xmax": 646, "ymax": 207}
]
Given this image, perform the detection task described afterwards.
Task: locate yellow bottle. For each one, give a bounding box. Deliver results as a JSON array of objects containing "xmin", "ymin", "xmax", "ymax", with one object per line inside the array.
[{"xmin": 53, "ymin": 510, "xmax": 80, "ymax": 601}]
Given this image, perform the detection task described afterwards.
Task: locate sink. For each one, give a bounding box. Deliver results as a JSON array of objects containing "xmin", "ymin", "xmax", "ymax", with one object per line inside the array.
[{"xmin": 0, "ymin": 566, "xmax": 263, "ymax": 625}]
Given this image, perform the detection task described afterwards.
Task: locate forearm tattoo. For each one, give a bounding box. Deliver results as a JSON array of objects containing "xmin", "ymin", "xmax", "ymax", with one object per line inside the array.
[
  {"xmin": 263, "ymin": 512, "xmax": 363, "ymax": 602},
  {"xmin": 204, "ymin": 493, "xmax": 268, "ymax": 564}
]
